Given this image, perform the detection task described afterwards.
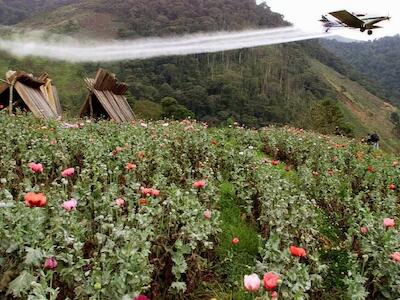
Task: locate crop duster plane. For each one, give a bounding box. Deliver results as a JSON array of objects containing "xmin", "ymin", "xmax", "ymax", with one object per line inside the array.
[{"xmin": 320, "ymin": 10, "xmax": 390, "ymax": 35}]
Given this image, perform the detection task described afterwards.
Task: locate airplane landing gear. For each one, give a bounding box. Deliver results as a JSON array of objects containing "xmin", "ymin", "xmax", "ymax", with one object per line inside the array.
[
  {"xmin": 360, "ymin": 27, "xmax": 366, "ymax": 32},
  {"xmin": 368, "ymin": 30, "xmax": 373, "ymax": 35}
]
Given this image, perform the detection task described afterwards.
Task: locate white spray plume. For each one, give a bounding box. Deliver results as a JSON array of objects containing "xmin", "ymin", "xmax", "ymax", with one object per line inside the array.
[{"xmin": 0, "ymin": 26, "xmax": 330, "ymax": 62}]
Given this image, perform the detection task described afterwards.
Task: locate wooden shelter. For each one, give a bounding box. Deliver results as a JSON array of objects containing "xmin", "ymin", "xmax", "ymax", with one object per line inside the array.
[
  {"xmin": 79, "ymin": 69, "xmax": 135, "ymax": 122},
  {"xmin": 0, "ymin": 71, "xmax": 62, "ymax": 119}
]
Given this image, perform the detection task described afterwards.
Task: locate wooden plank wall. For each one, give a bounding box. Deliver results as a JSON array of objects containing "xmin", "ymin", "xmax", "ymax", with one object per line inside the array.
[
  {"xmin": 80, "ymin": 69, "xmax": 134, "ymax": 122},
  {"xmin": 15, "ymin": 82, "xmax": 58, "ymax": 119}
]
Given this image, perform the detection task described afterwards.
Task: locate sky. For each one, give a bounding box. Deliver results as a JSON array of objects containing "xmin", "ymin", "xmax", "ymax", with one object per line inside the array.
[{"xmin": 258, "ymin": 0, "xmax": 399, "ymax": 40}]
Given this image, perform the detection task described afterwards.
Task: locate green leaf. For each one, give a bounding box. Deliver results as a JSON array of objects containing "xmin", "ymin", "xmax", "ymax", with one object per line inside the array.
[
  {"xmin": 170, "ymin": 281, "xmax": 186, "ymax": 293},
  {"xmin": 7, "ymin": 271, "xmax": 36, "ymax": 297},
  {"xmin": 24, "ymin": 248, "xmax": 43, "ymax": 267}
]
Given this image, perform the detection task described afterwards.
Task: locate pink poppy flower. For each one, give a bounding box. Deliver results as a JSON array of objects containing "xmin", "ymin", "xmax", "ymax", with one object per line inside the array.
[
  {"xmin": 61, "ymin": 167, "xmax": 75, "ymax": 177},
  {"xmin": 28, "ymin": 162, "xmax": 44, "ymax": 174},
  {"xmin": 115, "ymin": 198, "xmax": 125, "ymax": 208},
  {"xmin": 384, "ymin": 218, "xmax": 395, "ymax": 228},
  {"xmin": 151, "ymin": 189, "xmax": 160, "ymax": 197},
  {"xmin": 391, "ymin": 252, "xmax": 400, "ymax": 263},
  {"xmin": 203, "ymin": 210, "xmax": 212, "ymax": 220},
  {"xmin": 389, "ymin": 183, "xmax": 396, "ymax": 191},
  {"xmin": 62, "ymin": 198, "xmax": 77, "ymax": 211},
  {"xmin": 44, "ymin": 257, "xmax": 58, "ymax": 270},
  {"xmin": 244, "ymin": 274, "xmax": 261, "ymax": 292},
  {"xmin": 193, "ymin": 180, "xmax": 206, "ymax": 189},
  {"xmin": 271, "ymin": 291, "xmax": 278, "ymax": 299},
  {"xmin": 140, "ymin": 187, "xmax": 153, "ymax": 197},
  {"xmin": 360, "ymin": 227, "xmax": 368, "ymax": 235},
  {"xmin": 112, "ymin": 146, "xmax": 124, "ymax": 156}
]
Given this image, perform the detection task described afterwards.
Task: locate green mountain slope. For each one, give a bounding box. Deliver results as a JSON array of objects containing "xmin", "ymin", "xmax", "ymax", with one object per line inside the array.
[
  {"xmin": 0, "ymin": 0, "xmax": 399, "ymax": 151},
  {"xmin": 0, "ymin": 0, "xmax": 79, "ymax": 25},
  {"xmin": 310, "ymin": 59, "xmax": 400, "ymax": 152},
  {"xmin": 18, "ymin": 0, "xmax": 288, "ymax": 38},
  {"xmin": 322, "ymin": 36, "xmax": 400, "ymax": 105}
]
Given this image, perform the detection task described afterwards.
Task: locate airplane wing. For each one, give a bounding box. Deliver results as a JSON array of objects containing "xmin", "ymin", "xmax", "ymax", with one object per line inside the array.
[{"xmin": 329, "ymin": 10, "xmax": 364, "ymax": 28}]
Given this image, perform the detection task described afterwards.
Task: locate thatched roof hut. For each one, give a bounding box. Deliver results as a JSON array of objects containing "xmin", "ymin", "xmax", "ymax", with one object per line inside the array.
[
  {"xmin": 0, "ymin": 71, "xmax": 62, "ymax": 119},
  {"xmin": 79, "ymin": 69, "xmax": 135, "ymax": 122}
]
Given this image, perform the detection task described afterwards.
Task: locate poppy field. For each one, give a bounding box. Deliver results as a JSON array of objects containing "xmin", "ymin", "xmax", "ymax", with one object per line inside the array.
[{"xmin": 1, "ymin": 113, "xmax": 400, "ymax": 300}]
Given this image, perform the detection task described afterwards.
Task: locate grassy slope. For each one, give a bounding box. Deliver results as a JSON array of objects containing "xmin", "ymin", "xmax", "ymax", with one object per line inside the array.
[{"xmin": 310, "ymin": 59, "xmax": 400, "ymax": 153}]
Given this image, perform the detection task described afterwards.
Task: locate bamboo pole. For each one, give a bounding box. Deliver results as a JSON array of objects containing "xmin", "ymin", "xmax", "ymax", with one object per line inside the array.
[
  {"xmin": 89, "ymin": 94, "xmax": 93, "ymax": 118},
  {"xmin": 9, "ymin": 80, "xmax": 15, "ymax": 116}
]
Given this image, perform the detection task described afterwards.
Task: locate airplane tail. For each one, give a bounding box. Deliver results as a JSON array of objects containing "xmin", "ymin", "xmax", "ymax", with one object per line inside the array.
[{"xmin": 320, "ymin": 15, "xmax": 329, "ymax": 23}]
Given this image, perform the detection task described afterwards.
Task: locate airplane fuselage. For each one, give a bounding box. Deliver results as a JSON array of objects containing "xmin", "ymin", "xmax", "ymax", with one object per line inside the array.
[{"xmin": 321, "ymin": 11, "xmax": 390, "ymax": 35}]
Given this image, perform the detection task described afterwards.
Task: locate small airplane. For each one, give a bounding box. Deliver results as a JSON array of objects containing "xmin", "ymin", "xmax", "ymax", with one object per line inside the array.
[{"xmin": 320, "ymin": 10, "xmax": 391, "ymax": 35}]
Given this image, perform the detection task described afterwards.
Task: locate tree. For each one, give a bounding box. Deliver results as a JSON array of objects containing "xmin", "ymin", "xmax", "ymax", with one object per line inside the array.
[{"xmin": 161, "ymin": 97, "xmax": 194, "ymax": 119}]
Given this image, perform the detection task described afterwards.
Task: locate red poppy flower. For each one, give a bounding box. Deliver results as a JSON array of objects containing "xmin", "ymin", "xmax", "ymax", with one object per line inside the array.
[
  {"xmin": 193, "ymin": 180, "xmax": 206, "ymax": 189},
  {"xmin": 263, "ymin": 272, "xmax": 280, "ymax": 291},
  {"xmin": 125, "ymin": 163, "xmax": 137, "ymax": 171},
  {"xmin": 24, "ymin": 192, "xmax": 47, "ymax": 208},
  {"xmin": 28, "ymin": 162, "xmax": 44, "ymax": 174},
  {"xmin": 232, "ymin": 237, "xmax": 240, "ymax": 245},
  {"xmin": 271, "ymin": 160, "xmax": 279, "ymax": 166},
  {"xmin": 290, "ymin": 245, "xmax": 307, "ymax": 257}
]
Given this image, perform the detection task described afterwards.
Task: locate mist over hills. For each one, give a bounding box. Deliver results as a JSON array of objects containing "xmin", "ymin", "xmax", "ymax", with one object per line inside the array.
[{"xmin": 0, "ymin": 0, "xmax": 399, "ymax": 151}]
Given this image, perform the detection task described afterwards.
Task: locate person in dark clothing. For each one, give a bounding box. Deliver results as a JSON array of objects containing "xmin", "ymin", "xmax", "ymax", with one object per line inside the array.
[{"xmin": 364, "ymin": 133, "xmax": 380, "ymax": 149}]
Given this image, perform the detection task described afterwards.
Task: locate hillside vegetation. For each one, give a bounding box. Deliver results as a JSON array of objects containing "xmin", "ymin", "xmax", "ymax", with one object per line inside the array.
[
  {"xmin": 18, "ymin": 0, "xmax": 288, "ymax": 37},
  {"xmin": 310, "ymin": 59, "xmax": 400, "ymax": 152},
  {"xmin": 1, "ymin": 114, "xmax": 400, "ymax": 299},
  {"xmin": 0, "ymin": 0, "xmax": 398, "ymax": 150},
  {"xmin": 323, "ymin": 36, "xmax": 400, "ymax": 105},
  {"xmin": 0, "ymin": 0, "xmax": 79, "ymax": 25}
]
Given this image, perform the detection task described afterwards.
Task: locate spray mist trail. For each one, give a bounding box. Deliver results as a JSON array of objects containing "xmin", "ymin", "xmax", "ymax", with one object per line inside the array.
[{"xmin": 0, "ymin": 26, "xmax": 330, "ymax": 62}]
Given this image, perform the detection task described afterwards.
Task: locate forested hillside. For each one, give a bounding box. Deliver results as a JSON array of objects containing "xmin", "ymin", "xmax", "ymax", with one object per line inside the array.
[
  {"xmin": 17, "ymin": 0, "xmax": 288, "ymax": 37},
  {"xmin": 323, "ymin": 36, "xmax": 400, "ymax": 105},
  {"xmin": 0, "ymin": 0, "xmax": 399, "ymax": 150},
  {"xmin": 0, "ymin": 0, "xmax": 78, "ymax": 25}
]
